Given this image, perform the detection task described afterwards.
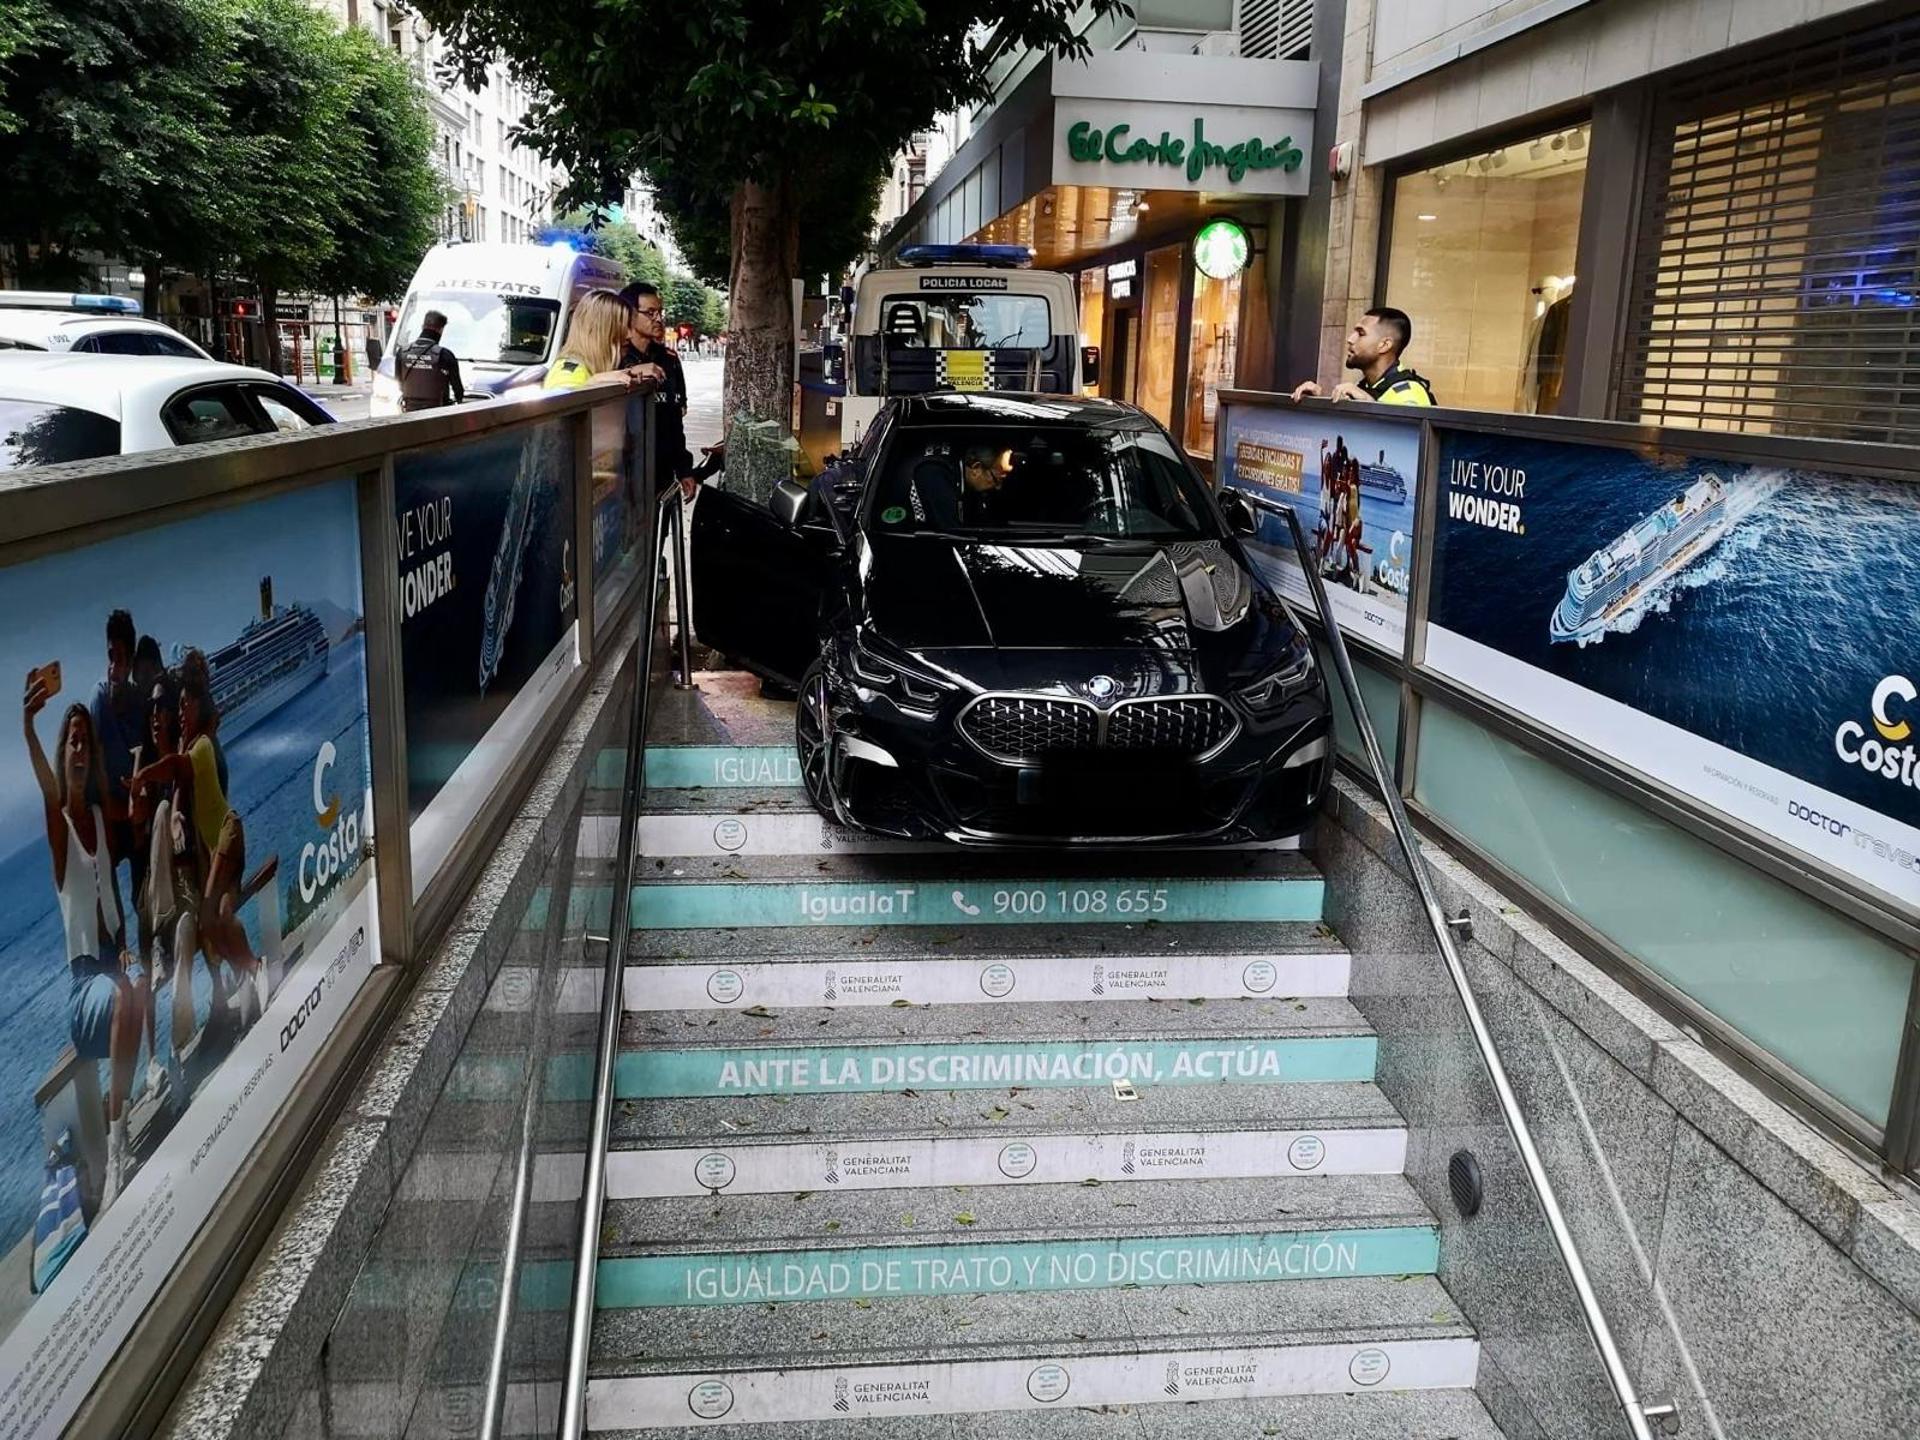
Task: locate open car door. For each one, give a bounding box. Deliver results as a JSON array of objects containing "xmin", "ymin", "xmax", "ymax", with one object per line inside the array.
[{"xmin": 686, "ymin": 484, "xmax": 831, "ymax": 686}]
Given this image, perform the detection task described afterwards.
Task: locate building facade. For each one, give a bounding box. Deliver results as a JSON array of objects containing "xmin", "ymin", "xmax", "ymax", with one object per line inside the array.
[
  {"xmin": 1315, "ymin": 0, "xmax": 1918, "ymax": 444},
  {"xmin": 314, "ymin": 0, "xmax": 566, "ymax": 247},
  {"xmin": 884, "ymin": 0, "xmax": 1918, "ymax": 449}
]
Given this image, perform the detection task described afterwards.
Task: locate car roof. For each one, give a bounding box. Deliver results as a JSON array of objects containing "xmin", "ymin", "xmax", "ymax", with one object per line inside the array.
[
  {"xmin": 0, "ymin": 353, "xmax": 295, "ymax": 420},
  {"xmin": 891, "ymin": 391, "xmax": 1143, "ymax": 427}
]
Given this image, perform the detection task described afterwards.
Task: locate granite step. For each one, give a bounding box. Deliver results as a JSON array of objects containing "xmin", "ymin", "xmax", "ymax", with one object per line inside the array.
[
  {"xmin": 627, "ymin": 917, "xmax": 1339, "ymax": 964},
  {"xmin": 608, "ymin": 1081, "xmax": 1407, "ymax": 1198},
  {"xmin": 584, "ymin": 1270, "xmax": 1476, "ymax": 1432}
]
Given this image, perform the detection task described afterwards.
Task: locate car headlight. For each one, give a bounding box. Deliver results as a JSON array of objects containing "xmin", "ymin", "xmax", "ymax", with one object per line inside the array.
[
  {"xmin": 845, "ymin": 630, "xmax": 956, "ymax": 712},
  {"xmin": 1236, "ymin": 637, "xmax": 1315, "ymax": 712}
]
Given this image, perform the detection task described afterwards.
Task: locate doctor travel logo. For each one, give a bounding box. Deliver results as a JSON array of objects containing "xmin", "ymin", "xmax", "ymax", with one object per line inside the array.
[{"xmin": 1834, "ymin": 675, "xmax": 1919, "ymax": 793}]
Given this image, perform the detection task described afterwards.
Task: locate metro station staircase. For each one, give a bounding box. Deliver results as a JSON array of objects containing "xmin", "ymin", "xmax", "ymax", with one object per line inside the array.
[{"xmin": 576, "ymin": 671, "xmax": 1507, "ymax": 1438}]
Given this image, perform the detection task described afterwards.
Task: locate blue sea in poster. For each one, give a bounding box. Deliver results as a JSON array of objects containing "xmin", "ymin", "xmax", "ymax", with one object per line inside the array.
[
  {"xmin": 0, "ymin": 483, "xmax": 372, "ymax": 1251},
  {"xmin": 1429, "ymin": 432, "xmax": 1920, "ymax": 831}
]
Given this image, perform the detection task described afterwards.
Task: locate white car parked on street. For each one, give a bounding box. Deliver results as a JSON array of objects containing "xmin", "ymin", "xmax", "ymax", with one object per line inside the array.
[
  {"xmin": 0, "ymin": 354, "xmax": 335, "ymax": 469},
  {"xmin": 0, "ymin": 291, "xmax": 213, "ymax": 359}
]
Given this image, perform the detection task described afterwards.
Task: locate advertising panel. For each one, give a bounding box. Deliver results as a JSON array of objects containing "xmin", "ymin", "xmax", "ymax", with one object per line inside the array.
[
  {"xmin": 1218, "ymin": 401, "xmax": 1421, "ymax": 653},
  {"xmin": 394, "ymin": 420, "xmax": 579, "ymax": 886},
  {"xmin": 1426, "ymin": 429, "xmax": 1920, "ymax": 909},
  {"xmin": 0, "ymin": 481, "xmax": 378, "ymax": 1438}
]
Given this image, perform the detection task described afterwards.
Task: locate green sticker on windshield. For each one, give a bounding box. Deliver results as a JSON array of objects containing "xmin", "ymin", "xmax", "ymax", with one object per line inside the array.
[{"xmin": 881, "ymin": 505, "xmax": 908, "ymax": 524}]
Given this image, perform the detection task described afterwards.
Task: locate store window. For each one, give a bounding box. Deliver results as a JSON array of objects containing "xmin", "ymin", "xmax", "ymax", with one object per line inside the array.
[
  {"xmin": 1078, "ymin": 269, "xmax": 1106, "ymax": 396},
  {"xmin": 1182, "ymin": 267, "xmax": 1242, "ymax": 459},
  {"xmin": 1383, "ymin": 122, "xmax": 1589, "ymax": 413},
  {"xmin": 1139, "ymin": 243, "xmax": 1183, "ymax": 428}
]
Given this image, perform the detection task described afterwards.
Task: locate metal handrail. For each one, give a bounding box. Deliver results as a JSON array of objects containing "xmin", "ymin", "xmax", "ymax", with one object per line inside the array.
[
  {"xmin": 1233, "ymin": 488, "xmax": 1667, "ymax": 1440},
  {"xmin": 557, "ymin": 487, "xmax": 688, "ymax": 1438}
]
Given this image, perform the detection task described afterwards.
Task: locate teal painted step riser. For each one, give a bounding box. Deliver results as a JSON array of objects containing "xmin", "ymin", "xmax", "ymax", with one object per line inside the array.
[
  {"xmin": 628, "ymin": 878, "xmax": 1324, "ymax": 929},
  {"xmin": 445, "ymin": 1035, "xmax": 1376, "ymax": 1105},
  {"xmin": 644, "ymin": 746, "xmax": 800, "ymax": 789},
  {"xmin": 596, "ymin": 1227, "xmax": 1439, "ymax": 1308},
  {"xmin": 617, "ymin": 1036, "xmax": 1376, "ymax": 1098}
]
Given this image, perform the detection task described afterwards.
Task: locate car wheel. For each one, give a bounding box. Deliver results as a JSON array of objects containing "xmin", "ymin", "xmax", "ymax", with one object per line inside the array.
[{"xmin": 795, "ymin": 660, "xmax": 835, "ymax": 816}]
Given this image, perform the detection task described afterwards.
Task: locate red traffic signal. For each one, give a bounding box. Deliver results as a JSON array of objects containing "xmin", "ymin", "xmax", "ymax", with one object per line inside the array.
[
  {"xmin": 678, "ymin": 324, "xmax": 693, "ymax": 340},
  {"xmin": 231, "ymin": 299, "xmax": 259, "ymax": 318}
]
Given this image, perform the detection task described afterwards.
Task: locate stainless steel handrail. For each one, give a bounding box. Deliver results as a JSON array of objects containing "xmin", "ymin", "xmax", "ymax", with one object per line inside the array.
[
  {"xmin": 557, "ymin": 487, "xmax": 684, "ymax": 1439},
  {"xmin": 1233, "ymin": 488, "xmax": 1665, "ymax": 1440}
]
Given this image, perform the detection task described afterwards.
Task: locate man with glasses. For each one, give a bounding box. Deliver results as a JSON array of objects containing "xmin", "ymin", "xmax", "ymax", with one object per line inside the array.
[{"xmin": 620, "ymin": 281, "xmax": 693, "ymax": 491}]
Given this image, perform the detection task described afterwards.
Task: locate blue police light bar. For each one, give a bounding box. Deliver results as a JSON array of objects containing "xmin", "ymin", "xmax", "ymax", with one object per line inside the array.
[
  {"xmin": 897, "ymin": 243, "xmax": 1034, "ymax": 269},
  {"xmin": 0, "ymin": 290, "xmax": 142, "ymax": 315},
  {"xmin": 69, "ymin": 293, "xmax": 141, "ymax": 314}
]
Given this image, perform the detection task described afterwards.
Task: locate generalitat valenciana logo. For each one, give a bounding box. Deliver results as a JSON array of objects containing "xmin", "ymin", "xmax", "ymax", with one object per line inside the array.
[
  {"xmin": 1834, "ymin": 675, "xmax": 1918, "ymax": 790},
  {"xmin": 300, "ymin": 739, "xmax": 362, "ymax": 903}
]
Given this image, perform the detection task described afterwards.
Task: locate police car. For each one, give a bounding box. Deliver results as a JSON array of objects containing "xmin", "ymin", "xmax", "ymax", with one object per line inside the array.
[
  {"xmin": 841, "ymin": 244, "xmax": 1092, "ymax": 448},
  {"xmin": 0, "ymin": 353, "xmax": 333, "ymax": 469},
  {"xmin": 0, "ymin": 291, "xmax": 213, "ymax": 359}
]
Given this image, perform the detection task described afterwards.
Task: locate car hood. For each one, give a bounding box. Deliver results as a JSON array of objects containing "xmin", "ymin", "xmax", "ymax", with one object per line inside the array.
[{"xmin": 859, "ymin": 533, "xmax": 1309, "ymax": 697}]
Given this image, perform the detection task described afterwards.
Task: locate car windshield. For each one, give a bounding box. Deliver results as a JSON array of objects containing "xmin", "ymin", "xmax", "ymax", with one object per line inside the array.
[
  {"xmin": 0, "ymin": 399, "xmax": 120, "ymax": 469},
  {"xmin": 393, "ymin": 289, "xmax": 560, "ymax": 366},
  {"xmin": 880, "ymin": 292, "xmax": 1051, "ymax": 349},
  {"xmin": 872, "ymin": 421, "xmax": 1216, "ymax": 540}
]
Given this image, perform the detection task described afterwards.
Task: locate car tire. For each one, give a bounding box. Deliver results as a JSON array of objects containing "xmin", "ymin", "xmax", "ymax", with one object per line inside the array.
[{"xmin": 795, "ymin": 659, "xmax": 835, "ymax": 817}]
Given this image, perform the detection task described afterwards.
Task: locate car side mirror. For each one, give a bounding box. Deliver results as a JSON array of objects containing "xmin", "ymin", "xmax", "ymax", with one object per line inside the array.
[
  {"xmin": 1219, "ymin": 488, "xmax": 1260, "ymax": 537},
  {"xmin": 769, "ymin": 476, "xmax": 811, "ymax": 529},
  {"xmin": 1081, "ymin": 344, "xmax": 1101, "ymax": 388}
]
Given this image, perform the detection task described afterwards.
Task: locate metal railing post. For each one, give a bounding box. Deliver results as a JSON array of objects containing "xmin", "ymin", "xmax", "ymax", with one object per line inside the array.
[
  {"xmin": 557, "ymin": 487, "xmax": 680, "ymax": 1438},
  {"xmin": 1240, "ymin": 489, "xmax": 1663, "ymax": 1440}
]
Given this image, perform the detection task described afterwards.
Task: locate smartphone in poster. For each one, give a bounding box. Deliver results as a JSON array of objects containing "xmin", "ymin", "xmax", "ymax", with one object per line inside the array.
[
  {"xmin": 1218, "ymin": 402, "xmax": 1420, "ymax": 652},
  {"xmin": 393, "ymin": 419, "xmax": 579, "ymax": 824},
  {"xmin": 0, "ymin": 481, "xmax": 377, "ymax": 1437},
  {"xmin": 1427, "ymin": 430, "xmax": 1920, "ymax": 908}
]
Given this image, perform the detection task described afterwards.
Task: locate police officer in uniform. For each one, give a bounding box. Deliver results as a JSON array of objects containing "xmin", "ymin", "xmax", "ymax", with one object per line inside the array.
[
  {"xmin": 396, "ymin": 309, "xmax": 466, "ymax": 412},
  {"xmin": 1291, "ymin": 306, "xmax": 1435, "ymax": 407}
]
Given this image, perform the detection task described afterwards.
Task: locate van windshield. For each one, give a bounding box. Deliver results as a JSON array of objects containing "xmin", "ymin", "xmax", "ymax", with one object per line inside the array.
[
  {"xmin": 880, "ymin": 292, "xmax": 1052, "ymax": 349},
  {"xmin": 393, "ymin": 290, "xmax": 561, "ymax": 366}
]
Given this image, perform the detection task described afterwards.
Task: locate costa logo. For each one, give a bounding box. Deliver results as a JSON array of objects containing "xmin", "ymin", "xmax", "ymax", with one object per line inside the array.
[
  {"xmin": 1833, "ymin": 675, "xmax": 1920, "ymax": 794},
  {"xmin": 299, "ymin": 740, "xmax": 362, "ymax": 904}
]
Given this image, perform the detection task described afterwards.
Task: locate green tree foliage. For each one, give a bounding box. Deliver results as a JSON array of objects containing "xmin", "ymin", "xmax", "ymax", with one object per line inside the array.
[
  {"xmin": 411, "ymin": 0, "xmax": 1114, "ymax": 421},
  {"xmin": 663, "ymin": 276, "xmax": 709, "ymax": 332},
  {"xmin": 0, "ymin": 0, "xmax": 445, "ymax": 309}
]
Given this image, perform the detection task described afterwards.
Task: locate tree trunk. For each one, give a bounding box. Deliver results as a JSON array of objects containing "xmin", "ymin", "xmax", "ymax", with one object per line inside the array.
[
  {"xmin": 141, "ymin": 258, "xmax": 162, "ymax": 321},
  {"xmin": 259, "ymin": 281, "xmax": 281, "ymax": 374},
  {"xmin": 722, "ymin": 176, "xmax": 800, "ymax": 429}
]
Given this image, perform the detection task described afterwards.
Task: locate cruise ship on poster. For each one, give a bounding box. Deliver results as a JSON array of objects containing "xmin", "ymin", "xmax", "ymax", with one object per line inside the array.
[
  {"xmin": 1357, "ymin": 450, "xmax": 1407, "ymax": 502},
  {"xmin": 1550, "ymin": 476, "xmax": 1730, "ymax": 644},
  {"xmin": 207, "ymin": 577, "xmax": 331, "ymax": 738}
]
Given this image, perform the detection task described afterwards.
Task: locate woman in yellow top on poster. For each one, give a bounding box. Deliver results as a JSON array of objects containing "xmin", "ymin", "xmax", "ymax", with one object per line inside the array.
[{"xmin": 544, "ymin": 289, "xmax": 665, "ymax": 393}]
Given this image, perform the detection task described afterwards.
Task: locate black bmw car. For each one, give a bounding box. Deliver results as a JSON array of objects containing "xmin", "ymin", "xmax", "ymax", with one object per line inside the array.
[{"xmin": 686, "ymin": 392, "xmax": 1332, "ymax": 844}]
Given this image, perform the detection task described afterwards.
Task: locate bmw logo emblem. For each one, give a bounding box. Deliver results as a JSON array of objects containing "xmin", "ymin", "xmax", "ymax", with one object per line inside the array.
[{"xmin": 1087, "ymin": 675, "xmax": 1118, "ymax": 702}]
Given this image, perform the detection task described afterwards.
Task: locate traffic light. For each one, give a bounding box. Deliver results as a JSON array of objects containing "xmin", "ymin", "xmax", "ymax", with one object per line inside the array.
[{"xmin": 231, "ymin": 299, "xmax": 259, "ymax": 318}]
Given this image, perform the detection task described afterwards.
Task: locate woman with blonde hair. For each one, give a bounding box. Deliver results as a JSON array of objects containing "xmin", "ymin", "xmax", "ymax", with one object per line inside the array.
[{"xmin": 546, "ymin": 288, "xmax": 664, "ymax": 392}]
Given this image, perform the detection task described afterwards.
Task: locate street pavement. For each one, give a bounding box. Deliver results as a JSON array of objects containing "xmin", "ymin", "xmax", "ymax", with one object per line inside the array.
[
  {"xmin": 310, "ymin": 382, "xmax": 371, "ymax": 423},
  {"xmin": 682, "ymin": 353, "xmax": 723, "ymax": 452}
]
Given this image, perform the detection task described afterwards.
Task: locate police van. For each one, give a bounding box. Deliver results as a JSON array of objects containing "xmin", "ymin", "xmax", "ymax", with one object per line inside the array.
[
  {"xmin": 372, "ymin": 240, "xmax": 627, "ymax": 415},
  {"xmin": 841, "ymin": 244, "xmax": 1091, "ymax": 447}
]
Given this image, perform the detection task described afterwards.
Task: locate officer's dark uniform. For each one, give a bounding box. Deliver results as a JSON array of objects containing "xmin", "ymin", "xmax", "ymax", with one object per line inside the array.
[{"xmin": 396, "ymin": 332, "xmax": 465, "ymax": 411}]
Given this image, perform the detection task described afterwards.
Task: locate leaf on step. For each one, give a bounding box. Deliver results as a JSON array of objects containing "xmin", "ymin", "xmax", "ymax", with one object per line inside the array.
[
  {"xmin": 600, "ymin": 1222, "xmax": 617, "ymax": 1246},
  {"xmin": 792, "ymin": 1191, "xmax": 814, "ymax": 1202},
  {"xmin": 1080, "ymin": 1177, "xmax": 1103, "ymax": 1188},
  {"xmin": 934, "ymin": 1115, "xmax": 951, "ymax": 1128},
  {"xmin": 1072, "ymin": 1332, "xmax": 1088, "ymax": 1341},
  {"xmin": 853, "ymin": 1298, "xmax": 872, "ymax": 1310},
  {"xmin": 824, "ymin": 1220, "xmax": 841, "ymax": 1232},
  {"xmin": 890, "ymin": 998, "xmax": 915, "ymax": 1007},
  {"xmin": 902, "ymin": 1087, "xmax": 920, "ymax": 1098},
  {"xmin": 811, "ymin": 1330, "xmax": 830, "ymax": 1341},
  {"xmin": 618, "ymin": 1100, "xmax": 637, "ymax": 1116},
  {"xmin": 1173, "ymin": 1305, "xmax": 1191, "ymax": 1315},
  {"xmin": 742, "ymin": 1005, "xmax": 776, "ymax": 1018},
  {"xmin": 1293, "ymin": 1002, "xmax": 1308, "ymax": 1012},
  {"xmin": 1018, "ymin": 1101, "xmax": 1037, "ymax": 1110},
  {"xmin": 1110, "ymin": 1201, "xmax": 1138, "ymax": 1209},
  {"xmin": 900, "ymin": 1212, "xmax": 915, "ymax": 1227},
  {"xmin": 954, "ymin": 1317, "xmax": 973, "ymax": 1328},
  {"xmin": 1187, "ymin": 997, "xmax": 1206, "ymax": 1006},
  {"xmin": 953, "ymin": 1211, "xmax": 978, "ymax": 1226},
  {"xmin": 1430, "ymin": 1310, "xmax": 1454, "ymax": 1323},
  {"xmin": 770, "ymin": 1094, "xmax": 793, "ymax": 1104},
  {"xmin": 983, "ymin": 1105, "xmax": 1010, "ymax": 1122}
]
